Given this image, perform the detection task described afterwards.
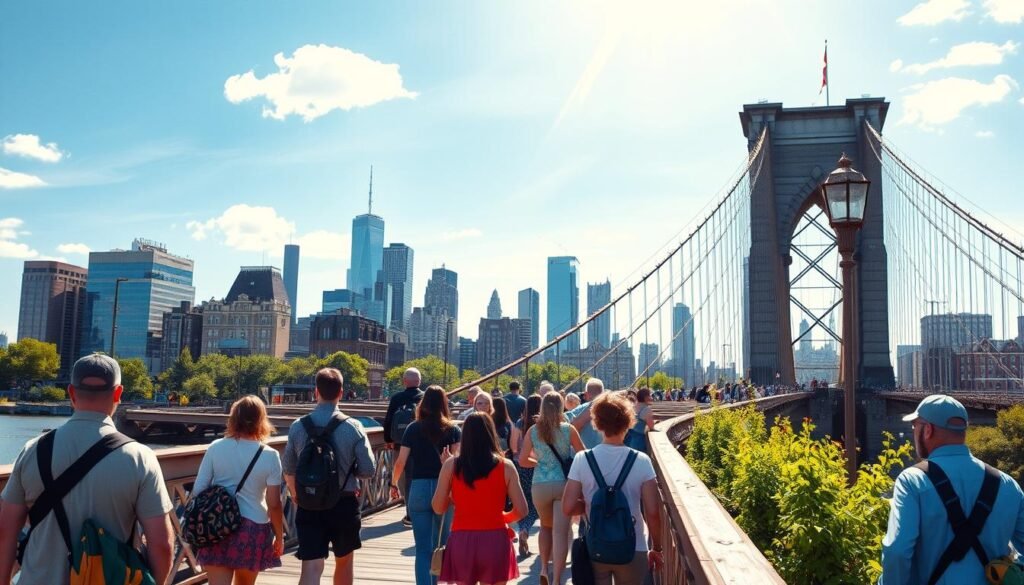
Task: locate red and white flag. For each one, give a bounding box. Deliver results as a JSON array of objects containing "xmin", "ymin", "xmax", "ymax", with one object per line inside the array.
[{"xmin": 819, "ymin": 41, "xmax": 828, "ymax": 95}]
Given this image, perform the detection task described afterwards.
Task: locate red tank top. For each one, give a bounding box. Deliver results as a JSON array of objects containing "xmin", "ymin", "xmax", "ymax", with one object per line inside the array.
[{"xmin": 450, "ymin": 458, "xmax": 507, "ymax": 531}]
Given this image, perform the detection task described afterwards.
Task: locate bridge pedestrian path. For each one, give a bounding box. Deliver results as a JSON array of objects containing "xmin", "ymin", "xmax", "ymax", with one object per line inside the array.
[{"xmin": 261, "ymin": 505, "xmax": 550, "ymax": 584}]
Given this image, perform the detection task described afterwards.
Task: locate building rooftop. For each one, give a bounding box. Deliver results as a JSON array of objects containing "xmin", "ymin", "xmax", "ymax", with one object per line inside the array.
[{"xmin": 225, "ymin": 266, "xmax": 289, "ymax": 304}]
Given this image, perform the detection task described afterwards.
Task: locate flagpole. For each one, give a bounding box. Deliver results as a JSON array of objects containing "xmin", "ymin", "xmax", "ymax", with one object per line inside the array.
[{"xmin": 825, "ymin": 40, "xmax": 830, "ymax": 106}]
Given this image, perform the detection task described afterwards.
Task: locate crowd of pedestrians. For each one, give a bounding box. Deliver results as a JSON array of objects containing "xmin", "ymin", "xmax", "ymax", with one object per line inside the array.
[{"xmin": 4, "ymin": 354, "xmax": 1022, "ymax": 584}]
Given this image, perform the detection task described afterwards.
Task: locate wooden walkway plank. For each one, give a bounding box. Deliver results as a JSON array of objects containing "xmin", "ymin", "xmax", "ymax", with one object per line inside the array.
[{"xmin": 261, "ymin": 506, "xmax": 557, "ymax": 584}]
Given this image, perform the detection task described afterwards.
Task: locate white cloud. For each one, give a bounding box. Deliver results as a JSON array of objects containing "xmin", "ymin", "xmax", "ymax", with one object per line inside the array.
[
  {"xmin": 0, "ymin": 167, "xmax": 46, "ymax": 189},
  {"xmin": 224, "ymin": 44, "xmax": 417, "ymax": 122},
  {"xmin": 985, "ymin": 0, "xmax": 1024, "ymax": 22},
  {"xmin": 897, "ymin": 41, "xmax": 1019, "ymax": 75},
  {"xmin": 898, "ymin": 0, "xmax": 971, "ymax": 25},
  {"xmin": 899, "ymin": 74, "xmax": 1018, "ymax": 130},
  {"xmin": 0, "ymin": 217, "xmax": 38, "ymax": 259},
  {"xmin": 890, "ymin": 59, "xmax": 905, "ymax": 73},
  {"xmin": 294, "ymin": 230, "xmax": 348, "ymax": 260},
  {"xmin": 2, "ymin": 134, "xmax": 64, "ymax": 162},
  {"xmin": 975, "ymin": 130, "xmax": 996, "ymax": 137},
  {"xmin": 441, "ymin": 228, "xmax": 483, "ymax": 241},
  {"xmin": 187, "ymin": 204, "xmax": 295, "ymax": 251},
  {"xmin": 56, "ymin": 243, "xmax": 91, "ymax": 255}
]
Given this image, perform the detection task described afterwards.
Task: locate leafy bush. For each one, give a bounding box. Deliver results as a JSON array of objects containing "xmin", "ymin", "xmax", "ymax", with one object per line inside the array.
[
  {"xmin": 967, "ymin": 405, "xmax": 1024, "ymax": 484},
  {"xmin": 29, "ymin": 385, "xmax": 66, "ymax": 402},
  {"xmin": 687, "ymin": 405, "xmax": 912, "ymax": 584}
]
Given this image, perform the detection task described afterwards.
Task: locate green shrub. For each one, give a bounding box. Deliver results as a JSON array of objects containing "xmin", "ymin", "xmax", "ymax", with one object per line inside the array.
[
  {"xmin": 32, "ymin": 385, "xmax": 66, "ymax": 402},
  {"xmin": 967, "ymin": 405, "xmax": 1024, "ymax": 484},
  {"xmin": 686, "ymin": 404, "xmax": 913, "ymax": 584}
]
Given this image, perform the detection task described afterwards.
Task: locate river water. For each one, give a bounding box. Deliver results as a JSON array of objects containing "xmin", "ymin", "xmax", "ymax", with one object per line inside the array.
[{"xmin": 0, "ymin": 415, "xmax": 176, "ymax": 465}]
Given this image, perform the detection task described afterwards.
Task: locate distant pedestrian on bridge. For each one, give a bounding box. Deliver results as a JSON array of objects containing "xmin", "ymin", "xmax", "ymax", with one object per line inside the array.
[
  {"xmin": 283, "ymin": 368, "xmax": 375, "ymax": 585},
  {"xmin": 0, "ymin": 353, "xmax": 175, "ymax": 585},
  {"xmin": 433, "ymin": 412, "xmax": 528, "ymax": 585},
  {"xmin": 192, "ymin": 395, "xmax": 284, "ymax": 584},
  {"xmin": 390, "ymin": 385, "xmax": 461, "ymax": 585},
  {"xmin": 879, "ymin": 394, "xmax": 1024, "ymax": 585},
  {"xmin": 566, "ymin": 378, "xmax": 610, "ymax": 449},
  {"xmin": 458, "ymin": 386, "xmax": 483, "ymax": 421},
  {"xmin": 504, "ymin": 380, "xmax": 527, "ymax": 427}
]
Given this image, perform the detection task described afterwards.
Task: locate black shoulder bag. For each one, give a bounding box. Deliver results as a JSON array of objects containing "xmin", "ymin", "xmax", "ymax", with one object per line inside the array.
[{"xmin": 914, "ymin": 460, "xmax": 1002, "ymax": 585}]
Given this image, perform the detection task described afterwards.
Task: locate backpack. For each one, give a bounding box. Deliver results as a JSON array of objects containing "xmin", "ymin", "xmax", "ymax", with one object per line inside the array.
[
  {"xmin": 295, "ymin": 413, "xmax": 351, "ymax": 511},
  {"xmin": 583, "ymin": 449, "xmax": 638, "ymax": 565},
  {"xmin": 182, "ymin": 444, "xmax": 264, "ymax": 548},
  {"xmin": 914, "ymin": 460, "xmax": 1003, "ymax": 585},
  {"xmin": 390, "ymin": 391, "xmax": 422, "ymax": 444},
  {"xmin": 17, "ymin": 430, "xmax": 154, "ymax": 585},
  {"xmin": 71, "ymin": 519, "xmax": 155, "ymax": 585}
]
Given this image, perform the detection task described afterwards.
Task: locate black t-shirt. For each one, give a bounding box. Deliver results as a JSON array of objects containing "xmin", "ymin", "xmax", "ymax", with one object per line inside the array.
[{"xmin": 400, "ymin": 421, "xmax": 462, "ymax": 480}]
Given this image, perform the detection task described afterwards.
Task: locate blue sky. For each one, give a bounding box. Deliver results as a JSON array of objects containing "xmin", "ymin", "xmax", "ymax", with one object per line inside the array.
[{"xmin": 1, "ymin": 0, "xmax": 1022, "ymax": 347}]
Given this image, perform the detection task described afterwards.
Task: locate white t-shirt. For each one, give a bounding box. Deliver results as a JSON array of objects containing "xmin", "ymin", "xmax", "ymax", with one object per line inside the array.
[
  {"xmin": 567, "ymin": 443, "xmax": 657, "ymax": 551},
  {"xmin": 193, "ymin": 438, "xmax": 283, "ymax": 524}
]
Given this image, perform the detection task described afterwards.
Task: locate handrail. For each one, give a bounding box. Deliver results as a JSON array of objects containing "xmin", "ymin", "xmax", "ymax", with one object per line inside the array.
[
  {"xmin": 648, "ymin": 393, "xmax": 810, "ymax": 584},
  {"xmin": 0, "ymin": 426, "xmax": 396, "ymax": 585}
]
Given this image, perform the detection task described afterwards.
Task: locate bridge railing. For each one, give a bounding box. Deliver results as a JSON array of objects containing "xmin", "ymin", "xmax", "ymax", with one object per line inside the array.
[
  {"xmin": 0, "ymin": 426, "xmax": 395, "ymax": 585},
  {"xmin": 648, "ymin": 393, "xmax": 810, "ymax": 584}
]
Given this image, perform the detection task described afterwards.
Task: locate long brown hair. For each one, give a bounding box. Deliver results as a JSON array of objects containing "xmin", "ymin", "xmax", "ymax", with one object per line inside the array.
[
  {"xmin": 416, "ymin": 385, "xmax": 453, "ymax": 444},
  {"xmin": 522, "ymin": 394, "xmax": 542, "ymax": 435},
  {"xmin": 536, "ymin": 392, "xmax": 565, "ymax": 444},
  {"xmin": 454, "ymin": 412, "xmax": 501, "ymax": 489},
  {"xmin": 225, "ymin": 395, "xmax": 274, "ymax": 441},
  {"xmin": 492, "ymin": 397, "xmax": 510, "ymax": 429}
]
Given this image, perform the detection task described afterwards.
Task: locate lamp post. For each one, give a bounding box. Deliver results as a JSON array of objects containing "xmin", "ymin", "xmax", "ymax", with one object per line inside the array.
[
  {"xmin": 110, "ymin": 277, "xmax": 129, "ymax": 358},
  {"xmin": 443, "ymin": 318, "xmax": 454, "ymax": 387},
  {"xmin": 820, "ymin": 153, "xmax": 871, "ymax": 484}
]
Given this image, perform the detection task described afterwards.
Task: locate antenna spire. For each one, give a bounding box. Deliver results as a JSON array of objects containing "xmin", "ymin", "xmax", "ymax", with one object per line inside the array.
[{"xmin": 368, "ymin": 165, "xmax": 374, "ymax": 215}]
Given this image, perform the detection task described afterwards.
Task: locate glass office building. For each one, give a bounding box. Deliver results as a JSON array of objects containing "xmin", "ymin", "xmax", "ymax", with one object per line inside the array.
[
  {"xmin": 84, "ymin": 239, "xmax": 195, "ymax": 373},
  {"xmin": 517, "ymin": 287, "xmax": 540, "ymax": 350},
  {"xmin": 347, "ymin": 212, "xmax": 385, "ymax": 299},
  {"xmin": 587, "ymin": 280, "xmax": 612, "ymax": 349},
  {"xmin": 283, "ymin": 244, "xmax": 300, "ymax": 325},
  {"xmin": 547, "ymin": 256, "xmax": 580, "ymax": 353}
]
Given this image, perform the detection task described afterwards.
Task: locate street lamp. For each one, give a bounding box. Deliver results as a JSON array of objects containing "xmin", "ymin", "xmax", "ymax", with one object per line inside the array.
[
  {"xmin": 820, "ymin": 153, "xmax": 870, "ymax": 484},
  {"xmin": 110, "ymin": 277, "xmax": 129, "ymax": 358}
]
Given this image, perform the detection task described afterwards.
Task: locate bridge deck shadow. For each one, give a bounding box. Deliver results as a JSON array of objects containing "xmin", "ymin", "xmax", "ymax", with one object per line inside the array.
[{"xmin": 261, "ymin": 505, "xmax": 553, "ymax": 584}]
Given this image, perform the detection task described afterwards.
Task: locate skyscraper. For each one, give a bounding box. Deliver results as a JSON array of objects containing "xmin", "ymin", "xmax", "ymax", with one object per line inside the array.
[
  {"xmin": 283, "ymin": 244, "xmax": 300, "ymax": 325},
  {"xmin": 587, "ymin": 279, "xmax": 612, "ymax": 348},
  {"xmin": 85, "ymin": 239, "xmax": 195, "ymax": 373},
  {"xmin": 517, "ymin": 288, "xmax": 540, "ymax": 350},
  {"xmin": 639, "ymin": 342, "xmax": 661, "ymax": 376},
  {"xmin": 347, "ymin": 168, "xmax": 385, "ymax": 299},
  {"xmin": 0, "ymin": 332, "xmax": 7, "ymax": 349},
  {"xmin": 487, "ymin": 290, "xmax": 502, "ymax": 319},
  {"xmin": 547, "ymin": 256, "xmax": 580, "ymax": 352},
  {"xmin": 383, "ymin": 243, "xmax": 414, "ymax": 331},
  {"xmin": 459, "ymin": 337, "xmax": 477, "ymax": 374},
  {"xmin": 672, "ymin": 303, "xmax": 695, "ymax": 386},
  {"xmin": 424, "ymin": 266, "xmax": 458, "ymax": 322},
  {"xmin": 17, "ymin": 260, "xmax": 89, "ymax": 379},
  {"xmin": 408, "ymin": 306, "xmax": 457, "ymax": 366},
  {"xmin": 477, "ymin": 317, "xmax": 532, "ymax": 374}
]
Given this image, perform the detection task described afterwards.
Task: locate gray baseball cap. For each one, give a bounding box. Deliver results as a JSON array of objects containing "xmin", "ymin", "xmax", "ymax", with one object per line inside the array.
[{"xmin": 71, "ymin": 353, "xmax": 122, "ymax": 392}]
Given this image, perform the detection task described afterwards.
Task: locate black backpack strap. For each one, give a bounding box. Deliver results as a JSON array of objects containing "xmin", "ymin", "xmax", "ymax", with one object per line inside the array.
[
  {"xmin": 917, "ymin": 460, "xmax": 1002, "ymax": 585},
  {"xmin": 322, "ymin": 413, "xmax": 347, "ymax": 438},
  {"xmin": 26, "ymin": 431, "xmax": 134, "ymax": 561},
  {"xmin": 544, "ymin": 440, "xmax": 570, "ymax": 474},
  {"xmin": 235, "ymin": 444, "xmax": 265, "ymax": 495},
  {"xmin": 611, "ymin": 450, "xmax": 638, "ymax": 492}
]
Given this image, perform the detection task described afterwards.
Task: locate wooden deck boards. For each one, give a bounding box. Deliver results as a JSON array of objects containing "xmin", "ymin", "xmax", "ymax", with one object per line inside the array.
[{"xmin": 261, "ymin": 506, "xmax": 554, "ymax": 584}]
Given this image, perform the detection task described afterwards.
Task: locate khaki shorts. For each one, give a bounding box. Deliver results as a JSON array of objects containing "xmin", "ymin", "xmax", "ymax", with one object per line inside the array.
[{"xmin": 531, "ymin": 481, "xmax": 566, "ymax": 529}]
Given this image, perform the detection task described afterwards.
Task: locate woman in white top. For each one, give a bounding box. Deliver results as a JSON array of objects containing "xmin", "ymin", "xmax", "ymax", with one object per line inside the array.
[
  {"xmin": 193, "ymin": 395, "xmax": 285, "ymax": 585},
  {"xmin": 562, "ymin": 391, "xmax": 664, "ymax": 585}
]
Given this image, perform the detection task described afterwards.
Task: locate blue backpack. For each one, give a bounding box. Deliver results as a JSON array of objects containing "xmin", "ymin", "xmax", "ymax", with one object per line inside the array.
[{"xmin": 584, "ymin": 449, "xmax": 638, "ymax": 565}]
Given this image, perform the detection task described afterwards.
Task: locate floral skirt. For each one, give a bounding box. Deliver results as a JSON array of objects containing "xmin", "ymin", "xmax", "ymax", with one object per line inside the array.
[
  {"xmin": 439, "ymin": 528, "xmax": 518, "ymax": 584},
  {"xmin": 196, "ymin": 517, "xmax": 281, "ymax": 572}
]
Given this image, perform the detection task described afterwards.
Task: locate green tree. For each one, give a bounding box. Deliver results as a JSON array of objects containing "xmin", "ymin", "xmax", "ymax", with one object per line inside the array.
[
  {"xmin": 0, "ymin": 338, "xmax": 60, "ymax": 388},
  {"xmin": 385, "ymin": 355, "xmax": 460, "ymax": 393},
  {"xmin": 117, "ymin": 358, "xmax": 154, "ymax": 399},
  {"xmin": 234, "ymin": 354, "xmax": 289, "ymax": 399},
  {"xmin": 643, "ymin": 371, "xmax": 683, "ymax": 390},
  {"xmin": 182, "ymin": 373, "xmax": 218, "ymax": 400},
  {"xmin": 967, "ymin": 404, "xmax": 1024, "ymax": 484},
  {"xmin": 322, "ymin": 352, "xmax": 370, "ymax": 396},
  {"xmin": 524, "ymin": 361, "xmax": 583, "ymax": 394},
  {"xmin": 193, "ymin": 353, "xmax": 235, "ymax": 396},
  {"xmin": 157, "ymin": 347, "xmax": 195, "ymax": 395},
  {"xmin": 30, "ymin": 385, "xmax": 67, "ymax": 402},
  {"xmin": 285, "ymin": 355, "xmax": 323, "ymax": 384}
]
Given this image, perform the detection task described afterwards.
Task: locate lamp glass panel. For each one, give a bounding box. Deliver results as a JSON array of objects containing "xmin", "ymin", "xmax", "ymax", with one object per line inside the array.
[
  {"xmin": 848, "ymin": 182, "xmax": 868, "ymax": 221},
  {"xmin": 825, "ymin": 183, "xmax": 849, "ymax": 222}
]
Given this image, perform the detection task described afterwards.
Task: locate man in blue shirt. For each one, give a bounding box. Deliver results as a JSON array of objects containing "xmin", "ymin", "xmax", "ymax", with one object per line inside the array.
[
  {"xmin": 504, "ymin": 380, "xmax": 527, "ymax": 425},
  {"xmin": 565, "ymin": 378, "xmax": 607, "ymax": 449},
  {"xmin": 880, "ymin": 394, "xmax": 1024, "ymax": 584}
]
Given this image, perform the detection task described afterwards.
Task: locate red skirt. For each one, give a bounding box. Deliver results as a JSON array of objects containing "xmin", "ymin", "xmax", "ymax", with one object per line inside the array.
[
  {"xmin": 196, "ymin": 517, "xmax": 281, "ymax": 572},
  {"xmin": 439, "ymin": 528, "xmax": 518, "ymax": 584}
]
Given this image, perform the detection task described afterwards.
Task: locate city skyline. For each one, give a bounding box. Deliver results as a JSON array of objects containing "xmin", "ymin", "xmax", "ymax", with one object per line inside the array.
[{"xmin": 1, "ymin": 2, "xmax": 1022, "ymax": 351}]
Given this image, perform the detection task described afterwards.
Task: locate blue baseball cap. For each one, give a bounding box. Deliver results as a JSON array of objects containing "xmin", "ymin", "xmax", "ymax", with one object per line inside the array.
[{"xmin": 902, "ymin": 394, "xmax": 968, "ymax": 431}]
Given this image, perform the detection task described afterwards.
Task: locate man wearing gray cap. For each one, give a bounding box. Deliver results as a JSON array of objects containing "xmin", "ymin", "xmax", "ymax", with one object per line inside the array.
[
  {"xmin": 879, "ymin": 394, "xmax": 1024, "ymax": 584},
  {"xmin": 0, "ymin": 353, "xmax": 175, "ymax": 585}
]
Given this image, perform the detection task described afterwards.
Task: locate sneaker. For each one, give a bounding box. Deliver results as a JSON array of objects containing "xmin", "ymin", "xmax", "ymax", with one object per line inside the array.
[{"xmin": 402, "ymin": 516, "xmax": 412, "ymax": 528}]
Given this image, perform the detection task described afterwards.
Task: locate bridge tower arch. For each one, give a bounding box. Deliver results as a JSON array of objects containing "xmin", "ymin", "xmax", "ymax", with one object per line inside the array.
[{"xmin": 740, "ymin": 98, "xmax": 895, "ymax": 390}]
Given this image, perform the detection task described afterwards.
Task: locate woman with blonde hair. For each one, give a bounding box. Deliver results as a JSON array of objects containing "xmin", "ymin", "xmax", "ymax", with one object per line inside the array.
[
  {"xmin": 193, "ymin": 395, "xmax": 284, "ymax": 585},
  {"xmin": 473, "ymin": 390, "xmax": 494, "ymax": 415},
  {"xmin": 519, "ymin": 392, "xmax": 585, "ymax": 585}
]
